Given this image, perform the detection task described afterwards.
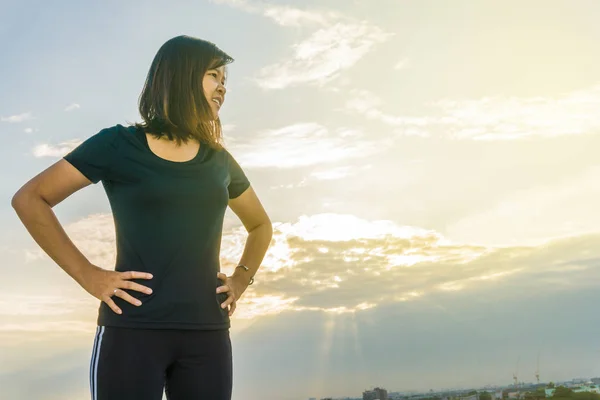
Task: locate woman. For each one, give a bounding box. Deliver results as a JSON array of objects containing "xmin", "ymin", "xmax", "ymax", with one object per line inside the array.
[{"xmin": 11, "ymin": 35, "xmax": 273, "ymax": 400}]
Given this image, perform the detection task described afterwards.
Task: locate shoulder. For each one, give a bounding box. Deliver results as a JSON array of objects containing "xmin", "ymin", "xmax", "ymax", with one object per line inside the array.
[
  {"xmin": 213, "ymin": 146, "xmax": 233, "ymax": 165},
  {"xmin": 66, "ymin": 125, "xmax": 125, "ymax": 158},
  {"xmin": 106, "ymin": 123, "xmax": 137, "ymax": 142},
  {"xmin": 221, "ymin": 147, "xmax": 232, "ymax": 160},
  {"xmin": 220, "ymin": 147, "xmax": 243, "ymax": 164},
  {"xmin": 80, "ymin": 124, "xmax": 125, "ymax": 147},
  {"xmin": 92, "ymin": 124, "xmax": 141, "ymax": 149}
]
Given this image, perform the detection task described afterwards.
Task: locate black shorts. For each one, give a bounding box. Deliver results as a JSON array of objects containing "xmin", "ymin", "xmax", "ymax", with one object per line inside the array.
[{"xmin": 89, "ymin": 326, "xmax": 233, "ymax": 400}]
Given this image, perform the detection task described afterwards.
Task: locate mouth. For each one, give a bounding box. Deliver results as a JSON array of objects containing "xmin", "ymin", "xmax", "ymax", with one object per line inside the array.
[{"xmin": 212, "ymin": 98, "xmax": 222, "ymax": 107}]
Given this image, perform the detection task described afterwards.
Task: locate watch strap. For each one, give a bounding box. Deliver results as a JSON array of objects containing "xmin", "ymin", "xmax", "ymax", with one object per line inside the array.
[{"xmin": 236, "ymin": 264, "xmax": 254, "ymax": 285}]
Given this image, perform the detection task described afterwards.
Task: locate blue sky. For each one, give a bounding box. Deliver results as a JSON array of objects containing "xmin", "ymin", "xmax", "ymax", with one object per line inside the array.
[{"xmin": 2, "ymin": 1, "xmax": 600, "ymax": 399}]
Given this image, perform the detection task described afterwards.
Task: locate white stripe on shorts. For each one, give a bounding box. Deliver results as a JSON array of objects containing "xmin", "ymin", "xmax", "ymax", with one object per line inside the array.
[{"xmin": 90, "ymin": 326, "xmax": 105, "ymax": 400}]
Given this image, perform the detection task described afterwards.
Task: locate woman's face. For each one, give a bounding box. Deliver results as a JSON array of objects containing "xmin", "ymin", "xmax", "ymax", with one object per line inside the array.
[{"xmin": 203, "ymin": 65, "xmax": 227, "ymax": 119}]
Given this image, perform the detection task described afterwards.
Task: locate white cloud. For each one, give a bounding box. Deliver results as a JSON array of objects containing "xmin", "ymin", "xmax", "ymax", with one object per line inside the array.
[
  {"xmin": 0, "ymin": 292, "xmax": 96, "ymax": 333},
  {"xmin": 24, "ymin": 213, "xmax": 116, "ymax": 270},
  {"xmin": 222, "ymin": 123, "xmax": 236, "ymax": 132},
  {"xmin": 230, "ymin": 123, "xmax": 382, "ymax": 168},
  {"xmin": 394, "ymin": 57, "xmax": 410, "ymax": 70},
  {"xmin": 310, "ymin": 166, "xmax": 353, "ymax": 180},
  {"xmin": 64, "ymin": 214, "xmax": 117, "ymax": 268},
  {"xmin": 211, "ymin": 0, "xmax": 332, "ymax": 27},
  {"xmin": 263, "ymin": 5, "xmax": 333, "ymax": 27},
  {"xmin": 276, "ymin": 213, "xmax": 439, "ymax": 243},
  {"xmin": 0, "ymin": 295, "xmax": 93, "ymax": 317},
  {"xmin": 343, "ymin": 84, "xmax": 600, "ymax": 140},
  {"xmin": 209, "ymin": 0, "xmax": 260, "ymax": 13},
  {"xmin": 0, "ymin": 320, "xmax": 93, "ymax": 333},
  {"xmin": 220, "ymin": 212, "xmax": 599, "ymax": 319},
  {"xmin": 211, "ymin": 1, "xmax": 392, "ymax": 89},
  {"xmin": 343, "ymin": 90, "xmax": 432, "ymax": 137},
  {"xmin": 20, "ymin": 211, "xmax": 600, "ymax": 327},
  {"xmin": 32, "ymin": 139, "xmax": 82, "ymax": 158},
  {"xmin": 269, "ymin": 178, "xmax": 308, "ymax": 190},
  {"xmin": 64, "ymin": 103, "xmax": 80, "ymax": 112},
  {"xmin": 25, "ymin": 249, "xmax": 45, "ymax": 263},
  {"xmin": 433, "ymin": 85, "xmax": 600, "ymax": 139},
  {"xmin": 308, "ymin": 164, "xmax": 372, "ymax": 181},
  {"xmin": 24, "ymin": 128, "xmax": 33, "ymax": 133},
  {"xmin": 447, "ymin": 165, "xmax": 600, "ymax": 246},
  {"xmin": 218, "ymin": 212, "xmax": 483, "ymax": 317},
  {"xmin": 256, "ymin": 22, "xmax": 392, "ymax": 89},
  {"xmin": 1, "ymin": 112, "xmax": 33, "ymax": 123}
]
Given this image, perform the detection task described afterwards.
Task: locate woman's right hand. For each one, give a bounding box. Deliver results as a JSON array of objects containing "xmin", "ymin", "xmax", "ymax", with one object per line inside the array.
[{"xmin": 80, "ymin": 264, "xmax": 154, "ymax": 314}]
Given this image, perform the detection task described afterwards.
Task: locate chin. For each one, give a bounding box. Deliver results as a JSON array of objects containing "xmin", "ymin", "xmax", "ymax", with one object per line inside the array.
[{"xmin": 210, "ymin": 107, "xmax": 220, "ymax": 120}]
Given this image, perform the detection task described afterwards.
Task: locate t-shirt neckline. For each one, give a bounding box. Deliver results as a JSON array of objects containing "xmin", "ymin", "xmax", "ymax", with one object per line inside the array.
[{"xmin": 136, "ymin": 127, "xmax": 204, "ymax": 165}]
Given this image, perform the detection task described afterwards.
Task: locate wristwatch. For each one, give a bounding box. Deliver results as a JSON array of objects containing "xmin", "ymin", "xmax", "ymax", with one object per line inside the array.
[{"xmin": 236, "ymin": 264, "xmax": 254, "ymax": 285}]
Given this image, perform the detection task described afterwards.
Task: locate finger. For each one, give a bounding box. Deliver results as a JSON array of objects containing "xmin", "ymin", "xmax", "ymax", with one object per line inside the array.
[
  {"xmin": 220, "ymin": 298, "xmax": 228, "ymax": 309},
  {"xmin": 217, "ymin": 272, "xmax": 227, "ymax": 279},
  {"xmin": 222, "ymin": 293, "xmax": 236, "ymax": 309},
  {"xmin": 121, "ymin": 271, "xmax": 154, "ymax": 280},
  {"xmin": 121, "ymin": 280, "xmax": 153, "ymax": 295},
  {"xmin": 102, "ymin": 295, "xmax": 122, "ymax": 315},
  {"xmin": 216, "ymin": 284, "xmax": 229, "ymax": 294},
  {"xmin": 228, "ymin": 299, "xmax": 237, "ymax": 316},
  {"xmin": 220, "ymin": 296, "xmax": 230, "ymax": 309},
  {"xmin": 114, "ymin": 289, "xmax": 143, "ymax": 307}
]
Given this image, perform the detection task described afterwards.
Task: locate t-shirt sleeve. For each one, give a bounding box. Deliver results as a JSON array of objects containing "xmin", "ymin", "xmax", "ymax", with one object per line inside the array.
[
  {"xmin": 63, "ymin": 126, "xmax": 118, "ymax": 184},
  {"xmin": 226, "ymin": 150, "xmax": 251, "ymax": 199}
]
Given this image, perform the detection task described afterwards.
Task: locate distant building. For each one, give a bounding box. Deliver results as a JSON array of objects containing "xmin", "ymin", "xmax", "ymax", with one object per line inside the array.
[
  {"xmin": 573, "ymin": 386, "xmax": 600, "ymax": 394},
  {"xmin": 375, "ymin": 387, "xmax": 389, "ymax": 400},
  {"xmin": 546, "ymin": 385, "xmax": 600, "ymax": 397},
  {"xmin": 363, "ymin": 387, "xmax": 389, "ymax": 400},
  {"xmin": 363, "ymin": 390, "xmax": 378, "ymax": 400}
]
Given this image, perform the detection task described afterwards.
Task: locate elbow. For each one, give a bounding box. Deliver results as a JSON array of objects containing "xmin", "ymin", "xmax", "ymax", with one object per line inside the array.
[
  {"xmin": 263, "ymin": 221, "xmax": 274, "ymax": 237},
  {"xmin": 260, "ymin": 218, "xmax": 273, "ymax": 232},
  {"xmin": 249, "ymin": 220, "xmax": 273, "ymax": 236},
  {"xmin": 11, "ymin": 187, "xmax": 39, "ymax": 213},
  {"xmin": 11, "ymin": 189, "xmax": 23, "ymax": 210},
  {"xmin": 11, "ymin": 189, "xmax": 28, "ymax": 213}
]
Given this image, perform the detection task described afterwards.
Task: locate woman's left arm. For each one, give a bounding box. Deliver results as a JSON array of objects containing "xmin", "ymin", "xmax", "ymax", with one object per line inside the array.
[{"xmin": 217, "ymin": 186, "xmax": 273, "ymax": 314}]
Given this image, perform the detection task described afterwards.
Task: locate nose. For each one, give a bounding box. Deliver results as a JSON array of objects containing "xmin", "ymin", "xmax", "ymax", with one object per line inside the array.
[{"xmin": 217, "ymin": 83, "xmax": 226, "ymax": 96}]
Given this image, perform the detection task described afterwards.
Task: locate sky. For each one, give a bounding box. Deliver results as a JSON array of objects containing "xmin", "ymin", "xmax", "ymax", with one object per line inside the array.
[{"xmin": 1, "ymin": 0, "xmax": 600, "ymax": 399}]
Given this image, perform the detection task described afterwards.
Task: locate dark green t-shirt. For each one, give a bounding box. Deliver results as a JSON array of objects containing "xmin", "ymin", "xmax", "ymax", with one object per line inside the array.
[{"xmin": 63, "ymin": 124, "xmax": 250, "ymax": 330}]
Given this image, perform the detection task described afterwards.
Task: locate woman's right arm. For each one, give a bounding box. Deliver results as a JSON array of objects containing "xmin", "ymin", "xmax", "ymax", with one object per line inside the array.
[
  {"xmin": 11, "ymin": 159, "xmax": 153, "ymax": 314},
  {"xmin": 11, "ymin": 159, "xmax": 97, "ymax": 286}
]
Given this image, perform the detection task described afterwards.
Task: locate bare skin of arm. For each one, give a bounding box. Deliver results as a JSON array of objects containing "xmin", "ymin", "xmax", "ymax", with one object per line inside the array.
[
  {"xmin": 216, "ymin": 186, "xmax": 273, "ymax": 316},
  {"xmin": 11, "ymin": 159, "xmax": 153, "ymax": 314}
]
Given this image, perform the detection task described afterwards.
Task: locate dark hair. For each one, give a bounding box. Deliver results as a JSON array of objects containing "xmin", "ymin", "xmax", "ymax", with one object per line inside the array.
[{"xmin": 134, "ymin": 35, "xmax": 233, "ymax": 150}]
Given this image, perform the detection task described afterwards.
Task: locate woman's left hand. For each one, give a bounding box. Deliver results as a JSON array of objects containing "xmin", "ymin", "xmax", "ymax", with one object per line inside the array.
[{"xmin": 216, "ymin": 271, "xmax": 248, "ymax": 317}]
